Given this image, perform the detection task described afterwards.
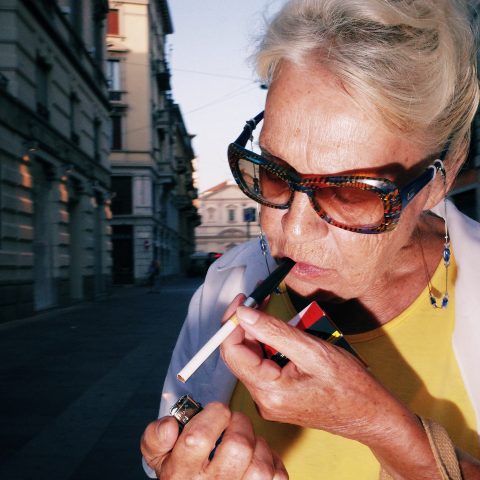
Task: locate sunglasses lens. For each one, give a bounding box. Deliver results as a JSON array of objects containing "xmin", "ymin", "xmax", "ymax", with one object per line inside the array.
[
  {"xmin": 238, "ymin": 157, "xmax": 291, "ymax": 206},
  {"xmin": 233, "ymin": 153, "xmax": 387, "ymax": 230},
  {"xmin": 313, "ymin": 186, "xmax": 384, "ymax": 228}
]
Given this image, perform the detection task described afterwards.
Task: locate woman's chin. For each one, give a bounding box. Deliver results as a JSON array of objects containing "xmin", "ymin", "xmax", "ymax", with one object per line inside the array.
[{"xmin": 285, "ymin": 273, "xmax": 344, "ymax": 304}]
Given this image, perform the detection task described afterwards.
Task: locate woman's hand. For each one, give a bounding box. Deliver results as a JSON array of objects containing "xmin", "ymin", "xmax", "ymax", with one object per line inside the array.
[
  {"xmin": 220, "ymin": 302, "xmax": 445, "ymax": 478},
  {"xmin": 222, "ymin": 302, "xmax": 400, "ymax": 440},
  {"xmin": 141, "ymin": 402, "xmax": 288, "ymax": 479}
]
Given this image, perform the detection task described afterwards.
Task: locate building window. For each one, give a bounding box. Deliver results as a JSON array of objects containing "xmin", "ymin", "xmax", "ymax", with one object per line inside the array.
[
  {"xmin": 93, "ymin": 118, "xmax": 101, "ymax": 161},
  {"xmin": 35, "ymin": 57, "xmax": 50, "ymax": 119},
  {"xmin": 107, "ymin": 9, "xmax": 119, "ymax": 35},
  {"xmin": 107, "ymin": 59, "xmax": 121, "ymax": 90},
  {"xmin": 106, "ymin": 59, "xmax": 121, "ymax": 100},
  {"xmin": 69, "ymin": 92, "xmax": 79, "ymax": 144},
  {"xmin": 93, "ymin": 10, "xmax": 105, "ymax": 67},
  {"xmin": 206, "ymin": 207, "xmax": 215, "ymax": 222},
  {"xmin": 111, "ymin": 115, "xmax": 122, "ymax": 150},
  {"xmin": 70, "ymin": 0, "xmax": 83, "ymax": 35},
  {"xmin": 227, "ymin": 207, "xmax": 236, "ymax": 223},
  {"xmin": 0, "ymin": 72, "xmax": 8, "ymax": 91},
  {"xmin": 111, "ymin": 176, "xmax": 132, "ymax": 215}
]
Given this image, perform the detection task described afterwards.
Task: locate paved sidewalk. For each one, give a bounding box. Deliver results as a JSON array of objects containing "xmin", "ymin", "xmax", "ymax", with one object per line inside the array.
[{"xmin": 0, "ymin": 277, "xmax": 203, "ymax": 480}]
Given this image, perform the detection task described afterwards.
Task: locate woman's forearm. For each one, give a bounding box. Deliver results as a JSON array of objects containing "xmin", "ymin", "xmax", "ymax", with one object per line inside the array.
[
  {"xmin": 369, "ymin": 411, "xmax": 480, "ymax": 479},
  {"xmin": 367, "ymin": 409, "xmax": 441, "ymax": 479}
]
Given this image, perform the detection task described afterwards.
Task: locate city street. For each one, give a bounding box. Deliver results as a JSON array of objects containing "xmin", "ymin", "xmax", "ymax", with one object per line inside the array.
[{"xmin": 0, "ymin": 277, "xmax": 203, "ymax": 480}]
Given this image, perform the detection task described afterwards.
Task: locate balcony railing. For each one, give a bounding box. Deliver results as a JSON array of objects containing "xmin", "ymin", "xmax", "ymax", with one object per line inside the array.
[
  {"xmin": 175, "ymin": 157, "xmax": 187, "ymax": 174},
  {"xmin": 175, "ymin": 194, "xmax": 192, "ymax": 210},
  {"xmin": 153, "ymin": 59, "xmax": 171, "ymax": 92},
  {"xmin": 154, "ymin": 109, "xmax": 170, "ymax": 129},
  {"xmin": 109, "ymin": 90, "xmax": 123, "ymax": 102}
]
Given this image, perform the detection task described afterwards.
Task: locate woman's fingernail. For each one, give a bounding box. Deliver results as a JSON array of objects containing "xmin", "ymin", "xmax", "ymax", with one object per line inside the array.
[
  {"xmin": 237, "ymin": 306, "xmax": 259, "ymax": 325},
  {"xmin": 156, "ymin": 421, "xmax": 168, "ymax": 442}
]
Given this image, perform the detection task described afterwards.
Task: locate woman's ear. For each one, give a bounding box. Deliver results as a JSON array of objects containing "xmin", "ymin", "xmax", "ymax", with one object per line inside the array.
[{"xmin": 423, "ymin": 138, "xmax": 468, "ymax": 211}]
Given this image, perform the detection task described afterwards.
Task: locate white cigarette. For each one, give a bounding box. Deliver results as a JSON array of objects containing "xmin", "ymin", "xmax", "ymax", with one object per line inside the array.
[
  {"xmin": 177, "ymin": 315, "xmax": 239, "ymax": 383},
  {"xmin": 177, "ymin": 297, "xmax": 257, "ymax": 383}
]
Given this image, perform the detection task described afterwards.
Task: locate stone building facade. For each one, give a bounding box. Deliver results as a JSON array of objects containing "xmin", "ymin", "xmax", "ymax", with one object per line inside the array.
[
  {"xmin": 195, "ymin": 181, "xmax": 261, "ymax": 254},
  {"xmin": 107, "ymin": 0, "xmax": 198, "ymax": 284},
  {"xmin": 0, "ymin": 0, "xmax": 111, "ymax": 322}
]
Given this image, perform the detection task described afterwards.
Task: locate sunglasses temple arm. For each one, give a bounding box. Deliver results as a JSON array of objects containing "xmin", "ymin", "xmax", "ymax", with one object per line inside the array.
[
  {"xmin": 399, "ymin": 166, "xmax": 437, "ymax": 208},
  {"xmin": 234, "ymin": 111, "xmax": 265, "ymax": 146}
]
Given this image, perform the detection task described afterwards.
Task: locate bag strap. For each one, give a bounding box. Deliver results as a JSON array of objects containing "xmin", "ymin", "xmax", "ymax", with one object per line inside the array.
[{"xmin": 379, "ymin": 417, "xmax": 462, "ymax": 480}]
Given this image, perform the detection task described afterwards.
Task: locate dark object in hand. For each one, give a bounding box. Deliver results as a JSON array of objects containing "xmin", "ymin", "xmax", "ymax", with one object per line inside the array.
[
  {"xmin": 170, "ymin": 394, "xmax": 223, "ymax": 460},
  {"xmin": 170, "ymin": 394, "xmax": 203, "ymax": 430}
]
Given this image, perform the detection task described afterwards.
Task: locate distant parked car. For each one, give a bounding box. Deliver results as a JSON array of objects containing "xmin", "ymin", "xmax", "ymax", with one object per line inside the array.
[
  {"xmin": 208, "ymin": 252, "xmax": 223, "ymax": 262},
  {"xmin": 187, "ymin": 251, "xmax": 222, "ymax": 276}
]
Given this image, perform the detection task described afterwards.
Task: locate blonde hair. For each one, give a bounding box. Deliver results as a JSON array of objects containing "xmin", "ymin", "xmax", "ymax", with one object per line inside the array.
[{"xmin": 256, "ymin": 0, "xmax": 479, "ymax": 160}]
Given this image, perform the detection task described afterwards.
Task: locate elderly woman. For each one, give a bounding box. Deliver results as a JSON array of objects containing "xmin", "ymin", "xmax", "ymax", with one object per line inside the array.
[{"xmin": 141, "ymin": 0, "xmax": 480, "ymax": 478}]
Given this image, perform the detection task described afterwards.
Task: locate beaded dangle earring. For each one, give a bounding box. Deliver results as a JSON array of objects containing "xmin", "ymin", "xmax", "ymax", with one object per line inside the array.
[
  {"xmin": 257, "ymin": 208, "xmax": 282, "ymax": 295},
  {"xmin": 257, "ymin": 205, "xmax": 271, "ymax": 269},
  {"xmin": 249, "ymin": 132, "xmax": 282, "ymax": 294},
  {"xmin": 428, "ymin": 159, "xmax": 450, "ymax": 309}
]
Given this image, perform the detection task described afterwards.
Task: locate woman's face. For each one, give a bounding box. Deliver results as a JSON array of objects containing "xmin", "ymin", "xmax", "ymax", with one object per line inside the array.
[{"xmin": 259, "ymin": 61, "xmax": 437, "ymax": 302}]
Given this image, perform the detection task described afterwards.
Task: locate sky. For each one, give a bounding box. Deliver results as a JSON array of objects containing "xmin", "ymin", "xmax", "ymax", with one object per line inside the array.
[{"xmin": 167, "ymin": 0, "xmax": 284, "ymax": 193}]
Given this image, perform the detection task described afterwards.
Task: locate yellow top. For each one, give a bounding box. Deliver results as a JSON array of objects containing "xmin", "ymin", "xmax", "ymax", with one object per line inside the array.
[{"xmin": 230, "ymin": 255, "xmax": 479, "ymax": 479}]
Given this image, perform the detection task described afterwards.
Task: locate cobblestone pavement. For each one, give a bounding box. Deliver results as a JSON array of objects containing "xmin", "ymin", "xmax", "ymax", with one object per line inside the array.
[{"xmin": 0, "ymin": 277, "xmax": 203, "ymax": 480}]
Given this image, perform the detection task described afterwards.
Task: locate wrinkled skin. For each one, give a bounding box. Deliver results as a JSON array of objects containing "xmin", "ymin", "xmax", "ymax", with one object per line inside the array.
[
  {"xmin": 140, "ymin": 298, "xmax": 289, "ymax": 480},
  {"xmin": 221, "ymin": 295, "xmax": 439, "ymax": 479},
  {"xmin": 256, "ymin": 61, "xmax": 449, "ymax": 323},
  {"xmin": 141, "ymin": 402, "xmax": 289, "ymax": 480},
  {"xmin": 219, "ymin": 60, "xmax": 480, "ymax": 479},
  {"xmin": 141, "ymin": 59, "xmax": 480, "ymax": 479}
]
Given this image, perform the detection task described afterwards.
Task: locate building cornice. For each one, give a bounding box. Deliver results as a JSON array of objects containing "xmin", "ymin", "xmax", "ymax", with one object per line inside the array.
[
  {"xmin": 0, "ymin": 89, "xmax": 111, "ymax": 189},
  {"xmin": 21, "ymin": 0, "xmax": 110, "ymax": 110}
]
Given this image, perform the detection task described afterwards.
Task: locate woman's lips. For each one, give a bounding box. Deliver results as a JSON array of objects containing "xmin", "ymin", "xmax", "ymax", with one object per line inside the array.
[{"xmin": 290, "ymin": 261, "xmax": 334, "ymax": 278}]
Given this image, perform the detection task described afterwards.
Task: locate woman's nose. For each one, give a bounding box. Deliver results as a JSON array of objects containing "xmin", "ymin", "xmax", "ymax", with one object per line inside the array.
[{"xmin": 281, "ymin": 191, "xmax": 329, "ymax": 242}]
